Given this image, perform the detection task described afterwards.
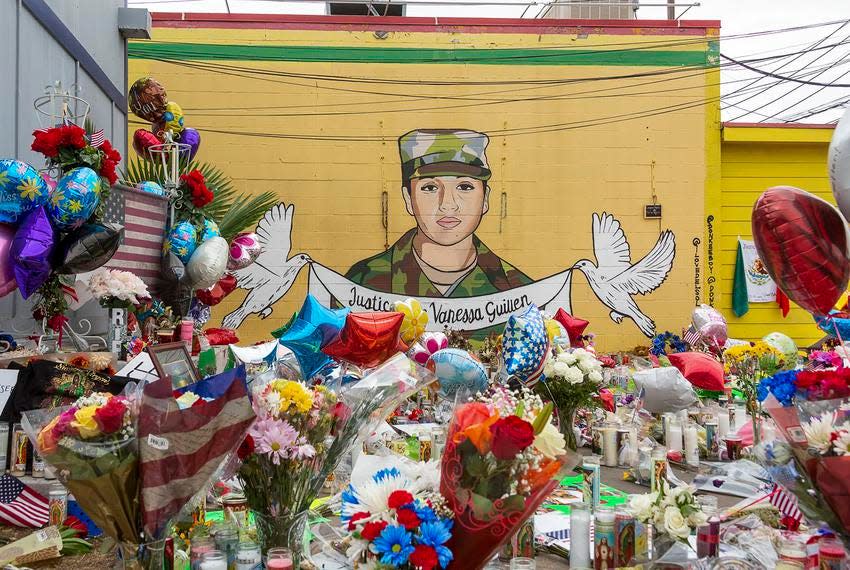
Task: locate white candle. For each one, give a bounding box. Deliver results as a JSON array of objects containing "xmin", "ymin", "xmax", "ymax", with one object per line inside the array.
[
  {"xmin": 717, "ymin": 411, "xmax": 730, "ymax": 439},
  {"xmin": 602, "ymin": 427, "xmax": 618, "ymax": 467},
  {"xmin": 628, "ymin": 427, "xmax": 639, "ymax": 467},
  {"xmin": 570, "ymin": 503, "xmax": 591, "ymax": 568},
  {"xmin": 684, "ymin": 424, "xmax": 699, "ymax": 466},
  {"xmin": 667, "ymin": 421, "xmax": 683, "ymax": 453}
]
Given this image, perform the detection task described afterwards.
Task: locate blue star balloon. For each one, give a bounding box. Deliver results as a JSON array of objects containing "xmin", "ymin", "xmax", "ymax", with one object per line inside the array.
[
  {"xmin": 428, "ymin": 348, "xmax": 489, "ymax": 397},
  {"xmin": 502, "ymin": 304, "xmax": 549, "ymax": 387},
  {"xmin": 297, "ymin": 294, "xmax": 350, "ymax": 347},
  {"xmin": 279, "ymin": 318, "xmax": 332, "ymax": 380},
  {"xmin": 165, "ymin": 220, "xmax": 197, "ymax": 264},
  {"xmin": 0, "ymin": 159, "xmax": 49, "ymax": 224},
  {"xmin": 48, "ymin": 167, "xmax": 101, "ymax": 230},
  {"xmin": 201, "ymin": 218, "xmax": 220, "ymax": 241}
]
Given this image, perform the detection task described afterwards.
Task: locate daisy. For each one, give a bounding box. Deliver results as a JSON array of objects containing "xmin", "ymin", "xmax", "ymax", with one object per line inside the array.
[
  {"xmin": 803, "ymin": 412, "xmax": 837, "ymax": 454},
  {"xmin": 834, "ymin": 430, "xmax": 850, "ymax": 456},
  {"xmin": 254, "ymin": 419, "xmax": 298, "ymax": 465},
  {"xmin": 373, "ymin": 525, "xmax": 414, "ymax": 567}
]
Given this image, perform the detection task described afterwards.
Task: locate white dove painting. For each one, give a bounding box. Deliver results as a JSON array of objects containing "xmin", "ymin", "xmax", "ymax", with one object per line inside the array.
[
  {"xmin": 221, "ymin": 203, "xmax": 311, "ymax": 329},
  {"xmin": 573, "ymin": 213, "xmax": 676, "ymax": 337}
]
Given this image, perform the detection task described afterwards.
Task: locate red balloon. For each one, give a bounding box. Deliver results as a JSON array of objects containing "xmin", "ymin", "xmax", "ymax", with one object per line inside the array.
[
  {"xmin": 322, "ymin": 312, "xmax": 406, "ymax": 369},
  {"xmin": 133, "ymin": 128, "xmax": 161, "ymax": 161},
  {"xmin": 553, "ymin": 308, "xmax": 589, "ymax": 348},
  {"xmin": 667, "ymin": 352, "xmax": 725, "ymax": 392},
  {"xmin": 752, "ymin": 186, "xmax": 850, "ymax": 316},
  {"xmin": 195, "ymin": 273, "xmax": 237, "ymax": 306}
]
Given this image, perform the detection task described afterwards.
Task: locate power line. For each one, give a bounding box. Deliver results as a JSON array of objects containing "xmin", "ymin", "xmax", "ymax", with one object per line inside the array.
[{"xmin": 720, "ymin": 52, "xmax": 850, "ymax": 87}]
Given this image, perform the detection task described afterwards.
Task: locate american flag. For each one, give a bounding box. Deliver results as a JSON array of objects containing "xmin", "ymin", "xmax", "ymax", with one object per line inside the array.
[
  {"xmin": 102, "ymin": 185, "xmax": 168, "ymax": 287},
  {"xmin": 683, "ymin": 325, "xmax": 702, "ymax": 346},
  {"xmin": 89, "ymin": 129, "xmax": 105, "ymax": 148},
  {"xmin": 767, "ymin": 483, "xmax": 803, "ymax": 523},
  {"xmin": 138, "ymin": 365, "xmax": 255, "ymax": 538},
  {"xmin": 804, "ymin": 360, "xmax": 829, "ymax": 371},
  {"xmin": 0, "ymin": 475, "xmax": 49, "ymax": 527}
]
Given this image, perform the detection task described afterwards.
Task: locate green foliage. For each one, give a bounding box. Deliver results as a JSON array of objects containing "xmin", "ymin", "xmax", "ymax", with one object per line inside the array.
[{"xmin": 121, "ymin": 155, "xmax": 277, "ymax": 240}]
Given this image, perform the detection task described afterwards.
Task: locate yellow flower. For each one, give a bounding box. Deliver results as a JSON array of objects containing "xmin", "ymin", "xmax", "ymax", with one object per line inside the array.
[
  {"xmin": 17, "ymin": 178, "xmax": 42, "ymax": 202},
  {"xmin": 72, "ymin": 406, "xmax": 101, "ymax": 439},
  {"xmin": 275, "ymin": 380, "xmax": 313, "ymax": 414}
]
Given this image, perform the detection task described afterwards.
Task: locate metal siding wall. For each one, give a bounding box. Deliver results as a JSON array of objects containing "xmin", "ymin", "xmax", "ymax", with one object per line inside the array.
[{"xmin": 0, "ymin": 0, "xmax": 128, "ymax": 342}]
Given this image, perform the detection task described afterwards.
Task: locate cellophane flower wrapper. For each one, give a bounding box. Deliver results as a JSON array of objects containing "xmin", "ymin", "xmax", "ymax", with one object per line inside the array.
[
  {"xmin": 239, "ymin": 353, "xmax": 438, "ymax": 518},
  {"xmin": 139, "ymin": 365, "xmax": 255, "ymax": 540},
  {"xmin": 22, "ymin": 389, "xmax": 141, "ymax": 546},
  {"xmin": 439, "ymin": 390, "xmax": 579, "ymax": 570}
]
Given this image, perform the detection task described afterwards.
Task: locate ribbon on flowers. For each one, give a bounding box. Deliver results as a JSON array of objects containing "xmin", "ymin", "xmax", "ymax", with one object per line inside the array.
[{"xmin": 307, "ymin": 263, "xmax": 573, "ymax": 332}]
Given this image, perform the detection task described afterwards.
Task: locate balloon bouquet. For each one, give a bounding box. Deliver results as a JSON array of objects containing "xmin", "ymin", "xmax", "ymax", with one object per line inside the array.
[
  {"xmin": 127, "ymin": 77, "xmax": 265, "ymax": 322},
  {"xmin": 0, "ymin": 112, "xmax": 124, "ymax": 335}
]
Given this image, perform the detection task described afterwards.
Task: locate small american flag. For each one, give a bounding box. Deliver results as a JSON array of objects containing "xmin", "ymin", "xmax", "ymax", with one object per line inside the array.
[
  {"xmin": 683, "ymin": 325, "xmax": 702, "ymax": 346},
  {"xmin": 89, "ymin": 129, "xmax": 105, "ymax": 148},
  {"xmin": 804, "ymin": 360, "xmax": 829, "ymax": 371},
  {"xmin": 0, "ymin": 475, "xmax": 49, "ymax": 527},
  {"xmin": 103, "ymin": 186, "xmax": 168, "ymax": 287},
  {"xmin": 767, "ymin": 483, "xmax": 802, "ymax": 523},
  {"xmin": 138, "ymin": 366, "xmax": 255, "ymax": 538}
]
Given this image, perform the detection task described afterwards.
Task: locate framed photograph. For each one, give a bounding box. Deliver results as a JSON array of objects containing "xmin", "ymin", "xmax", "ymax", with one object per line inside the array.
[{"xmin": 148, "ymin": 342, "xmax": 199, "ymax": 389}]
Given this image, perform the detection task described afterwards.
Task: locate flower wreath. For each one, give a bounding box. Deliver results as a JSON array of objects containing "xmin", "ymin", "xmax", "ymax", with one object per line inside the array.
[{"xmin": 649, "ymin": 331, "xmax": 687, "ymax": 356}]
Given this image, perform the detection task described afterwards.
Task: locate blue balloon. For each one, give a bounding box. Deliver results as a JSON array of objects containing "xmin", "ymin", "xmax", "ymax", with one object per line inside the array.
[
  {"xmin": 136, "ymin": 181, "xmax": 165, "ymax": 196},
  {"xmin": 0, "ymin": 159, "xmax": 49, "ymax": 224},
  {"xmin": 297, "ymin": 294, "xmax": 349, "ymax": 347},
  {"xmin": 48, "ymin": 167, "xmax": 101, "ymax": 230},
  {"xmin": 502, "ymin": 304, "xmax": 549, "ymax": 387},
  {"xmin": 279, "ymin": 318, "xmax": 332, "ymax": 380},
  {"xmin": 166, "ymin": 220, "xmax": 197, "ymax": 264},
  {"xmin": 201, "ymin": 218, "xmax": 220, "ymax": 241},
  {"xmin": 429, "ymin": 348, "xmax": 489, "ymax": 397}
]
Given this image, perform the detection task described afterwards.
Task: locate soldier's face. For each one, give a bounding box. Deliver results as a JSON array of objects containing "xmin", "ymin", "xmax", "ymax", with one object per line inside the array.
[{"xmin": 403, "ymin": 176, "xmax": 489, "ymax": 246}]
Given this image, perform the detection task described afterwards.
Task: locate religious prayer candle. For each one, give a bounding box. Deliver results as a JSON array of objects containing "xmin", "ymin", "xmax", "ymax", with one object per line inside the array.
[
  {"xmin": 615, "ymin": 507, "xmax": 635, "ymax": 567},
  {"xmin": 650, "ymin": 447, "xmax": 668, "ymax": 494},
  {"xmin": 594, "ymin": 506, "xmax": 615, "ymax": 570},
  {"xmin": 684, "ymin": 424, "xmax": 699, "ymax": 467},
  {"xmin": 569, "ymin": 502, "xmax": 591, "ymax": 569},
  {"xmin": 705, "ymin": 420, "xmax": 719, "ymax": 460},
  {"xmin": 667, "ymin": 420, "xmax": 683, "ymax": 453},
  {"xmin": 601, "ymin": 425, "xmax": 618, "ymax": 467},
  {"xmin": 581, "ymin": 456, "xmax": 601, "ymax": 508}
]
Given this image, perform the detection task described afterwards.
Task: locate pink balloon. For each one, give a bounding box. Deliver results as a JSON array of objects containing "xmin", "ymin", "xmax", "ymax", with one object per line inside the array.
[{"xmin": 0, "ymin": 225, "xmax": 16, "ymax": 297}]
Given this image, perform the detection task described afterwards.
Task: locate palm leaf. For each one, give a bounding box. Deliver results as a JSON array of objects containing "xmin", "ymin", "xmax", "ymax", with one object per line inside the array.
[{"xmin": 120, "ymin": 155, "xmax": 276, "ymax": 240}]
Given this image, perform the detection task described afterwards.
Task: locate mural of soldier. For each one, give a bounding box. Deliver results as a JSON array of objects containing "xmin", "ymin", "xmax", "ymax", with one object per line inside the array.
[{"xmin": 345, "ymin": 129, "xmax": 532, "ymax": 298}]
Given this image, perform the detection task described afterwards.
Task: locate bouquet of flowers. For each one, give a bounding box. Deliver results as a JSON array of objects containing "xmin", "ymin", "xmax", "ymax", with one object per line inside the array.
[
  {"xmin": 724, "ymin": 341, "xmax": 784, "ymax": 443},
  {"xmin": 628, "ymin": 483, "xmax": 706, "ymax": 548},
  {"xmin": 31, "ymin": 123, "xmax": 121, "ymax": 186},
  {"xmin": 649, "ymin": 332, "xmax": 687, "ymax": 357},
  {"xmin": 439, "ymin": 386, "xmax": 577, "ymax": 570},
  {"xmin": 23, "ymin": 392, "xmax": 142, "ymax": 557},
  {"xmin": 237, "ymin": 354, "xmax": 437, "ymax": 566},
  {"xmin": 537, "ymin": 346, "xmax": 603, "ymax": 450},
  {"xmin": 87, "ymin": 268, "xmax": 151, "ymax": 310},
  {"xmin": 342, "ymin": 467, "xmax": 454, "ymax": 569}
]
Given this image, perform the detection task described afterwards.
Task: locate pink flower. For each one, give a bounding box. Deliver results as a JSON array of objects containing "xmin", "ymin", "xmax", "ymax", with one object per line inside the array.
[
  {"xmin": 253, "ymin": 419, "xmax": 298, "ymax": 465},
  {"xmin": 291, "ymin": 442, "xmax": 316, "ymax": 460}
]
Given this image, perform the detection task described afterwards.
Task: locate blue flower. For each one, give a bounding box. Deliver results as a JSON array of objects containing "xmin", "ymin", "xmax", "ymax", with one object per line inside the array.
[
  {"xmin": 373, "ymin": 467, "xmax": 401, "ymax": 483},
  {"xmin": 418, "ymin": 521, "xmax": 452, "ymax": 547},
  {"xmin": 373, "ymin": 525, "xmax": 414, "ymax": 567},
  {"xmin": 758, "ymin": 369, "xmax": 798, "ymax": 406},
  {"xmin": 340, "ymin": 484, "xmax": 359, "ymax": 524},
  {"xmin": 414, "ymin": 503, "xmax": 439, "ymax": 523}
]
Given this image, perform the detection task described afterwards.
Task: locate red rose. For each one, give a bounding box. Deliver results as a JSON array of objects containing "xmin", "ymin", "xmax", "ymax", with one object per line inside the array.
[
  {"xmin": 62, "ymin": 516, "xmax": 88, "ymax": 538},
  {"xmin": 100, "ymin": 140, "xmax": 121, "ymax": 163},
  {"xmin": 100, "ymin": 159, "xmax": 117, "ymax": 186},
  {"xmin": 31, "ymin": 129, "xmax": 61, "ymax": 158},
  {"xmin": 93, "ymin": 397, "xmax": 127, "ymax": 434},
  {"xmin": 347, "ymin": 511, "xmax": 370, "ymax": 531},
  {"xmin": 388, "ymin": 490, "xmax": 414, "ymax": 510},
  {"xmin": 237, "ymin": 434, "xmax": 255, "ymax": 460},
  {"xmin": 396, "ymin": 507, "xmax": 420, "ymax": 530},
  {"xmin": 409, "ymin": 545, "xmax": 439, "ymax": 570},
  {"xmin": 360, "ymin": 520, "xmax": 388, "ymax": 541},
  {"xmin": 489, "ymin": 415, "xmax": 535, "ymax": 460},
  {"xmin": 61, "ymin": 125, "xmax": 87, "ymax": 149}
]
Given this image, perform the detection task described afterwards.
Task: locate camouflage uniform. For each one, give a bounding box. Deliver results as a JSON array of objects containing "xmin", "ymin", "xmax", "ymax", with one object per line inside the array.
[{"xmin": 344, "ymin": 129, "xmax": 532, "ymax": 338}]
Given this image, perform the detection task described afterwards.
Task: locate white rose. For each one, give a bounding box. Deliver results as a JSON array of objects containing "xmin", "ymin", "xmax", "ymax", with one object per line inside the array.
[
  {"xmin": 688, "ymin": 510, "xmax": 708, "ymax": 527},
  {"xmin": 573, "ymin": 348, "xmax": 589, "ymax": 359},
  {"xmin": 534, "ymin": 421, "xmax": 567, "ymax": 459},
  {"xmin": 628, "ymin": 493, "xmax": 656, "ymax": 523},
  {"xmin": 542, "ymin": 358, "xmax": 555, "ymax": 377},
  {"xmin": 564, "ymin": 367, "xmax": 584, "ymax": 385},
  {"xmin": 559, "ymin": 353, "xmax": 577, "ymax": 365},
  {"xmin": 663, "ymin": 506, "xmax": 691, "ymax": 540},
  {"xmin": 588, "ymin": 371, "xmax": 603, "ymax": 383},
  {"xmin": 552, "ymin": 361, "xmax": 570, "ymax": 378}
]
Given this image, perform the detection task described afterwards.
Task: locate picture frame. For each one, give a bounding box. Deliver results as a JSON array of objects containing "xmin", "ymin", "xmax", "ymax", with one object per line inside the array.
[{"xmin": 147, "ymin": 342, "xmax": 199, "ymax": 389}]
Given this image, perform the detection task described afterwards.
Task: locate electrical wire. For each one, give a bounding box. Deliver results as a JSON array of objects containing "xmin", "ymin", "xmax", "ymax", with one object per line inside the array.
[{"xmin": 720, "ymin": 52, "xmax": 850, "ymax": 88}]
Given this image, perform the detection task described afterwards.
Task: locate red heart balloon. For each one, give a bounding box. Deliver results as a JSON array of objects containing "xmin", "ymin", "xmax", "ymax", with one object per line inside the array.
[
  {"xmin": 751, "ymin": 186, "xmax": 850, "ymax": 316},
  {"xmin": 132, "ymin": 128, "xmax": 161, "ymax": 161},
  {"xmin": 195, "ymin": 273, "xmax": 237, "ymax": 307},
  {"xmin": 322, "ymin": 311, "xmax": 407, "ymax": 369}
]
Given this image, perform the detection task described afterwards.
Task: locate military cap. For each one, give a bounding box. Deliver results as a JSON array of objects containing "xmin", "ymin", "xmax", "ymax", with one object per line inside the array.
[{"xmin": 399, "ymin": 129, "xmax": 491, "ymax": 182}]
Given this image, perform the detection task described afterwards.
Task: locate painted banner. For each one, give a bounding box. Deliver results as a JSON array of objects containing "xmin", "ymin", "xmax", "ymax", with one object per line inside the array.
[
  {"xmin": 738, "ymin": 238, "xmax": 776, "ymax": 302},
  {"xmin": 308, "ymin": 262, "xmax": 573, "ymax": 331}
]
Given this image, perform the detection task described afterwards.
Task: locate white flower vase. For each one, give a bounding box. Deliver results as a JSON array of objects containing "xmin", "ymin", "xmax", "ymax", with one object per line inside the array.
[{"xmin": 108, "ymin": 308, "xmax": 126, "ymax": 354}]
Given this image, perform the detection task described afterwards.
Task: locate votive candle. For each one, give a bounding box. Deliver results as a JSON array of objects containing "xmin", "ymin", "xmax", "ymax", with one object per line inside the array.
[
  {"xmin": 684, "ymin": 424, "xmax": 699, "ymax": 466},
  {"xmin": 570, "ymin": 502, "xmax": 591, "ymax": 569},
  {"xmin": 716, "ymin": 411, "xmax": 730, "ymax": 439}
]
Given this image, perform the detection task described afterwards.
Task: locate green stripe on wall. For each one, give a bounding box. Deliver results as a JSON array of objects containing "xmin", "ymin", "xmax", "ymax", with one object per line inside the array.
[{"xmin": 129, "ymin": 42, "xmax": 710, "ymax": 67}]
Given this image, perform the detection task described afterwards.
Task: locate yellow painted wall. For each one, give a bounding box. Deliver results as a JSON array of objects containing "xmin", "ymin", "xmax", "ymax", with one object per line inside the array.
[
  {"xmin": 129, "ymin": 17, "xmax": 719, "ymax": 350},
  {"xmin": 717, "ymin": 125, "xmax": 835, "ymax": 347}
]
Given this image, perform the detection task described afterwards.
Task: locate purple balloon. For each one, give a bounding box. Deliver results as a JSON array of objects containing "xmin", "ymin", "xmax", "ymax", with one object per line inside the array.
[
  {"xmin": 0, "ymin": 224, "xmax": 16, "ymax": 298},
  {"xmin": 10, "ymin": 207, "xmax": 54, "ymax": 299},
  {"xmin": 180, "ymin": 128, "xmax": 201, "ymax": 161}
]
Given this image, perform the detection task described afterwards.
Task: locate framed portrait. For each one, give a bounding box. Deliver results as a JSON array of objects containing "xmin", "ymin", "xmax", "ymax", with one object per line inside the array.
[{"xmin": 148, "ymin": 342, "xmax": 199, "ymax": 389}]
